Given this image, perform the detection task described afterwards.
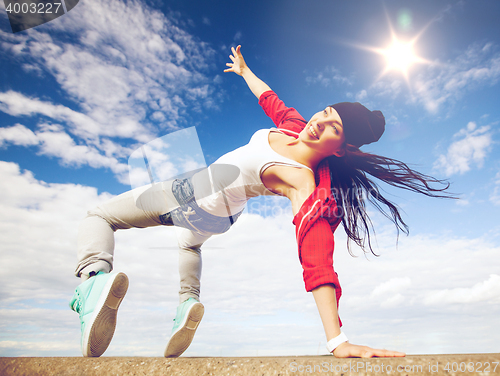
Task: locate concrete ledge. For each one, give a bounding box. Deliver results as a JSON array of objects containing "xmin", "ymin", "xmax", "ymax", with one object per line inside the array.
[{"xmin": 1, "ymin": 354, "xmax": 499, "ymax": 375}]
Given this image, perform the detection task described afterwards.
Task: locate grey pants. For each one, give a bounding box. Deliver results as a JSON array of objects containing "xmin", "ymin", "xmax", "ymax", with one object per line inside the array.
[{"xmin": 75, "ymin": 178, "xmax": 236, "ymax": 303}]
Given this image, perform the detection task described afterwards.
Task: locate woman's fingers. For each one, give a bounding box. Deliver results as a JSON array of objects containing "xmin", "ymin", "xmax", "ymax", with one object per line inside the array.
[
  {"xmin": 385, "ymin": 350, "xmax": 406, "ymax": 357},
  {"xmin": 228, "ymin": 45, "xmax": 242, "ymax": 62},
  {"xmin": 361, "ymin": 347, "xmax": 406, "ymax": 358},
  {"xmin": 334, "ymin": 343, "xmax": 406, "ymax": 358},
  {"xmin": 224, "ymin": 45, "xmax": 244, "ymax": 74}
]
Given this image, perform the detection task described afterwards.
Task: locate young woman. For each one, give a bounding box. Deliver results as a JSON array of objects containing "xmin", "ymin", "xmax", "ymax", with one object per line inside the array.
[{"xmin": 70, "ymin": 45, "xmax": 450, "ymax": 358}]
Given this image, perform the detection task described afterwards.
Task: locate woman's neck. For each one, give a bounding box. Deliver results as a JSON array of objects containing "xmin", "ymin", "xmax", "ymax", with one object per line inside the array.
[
  {"xmin": 284, "ymin": 137, "xmax": 326, "ymax": 171},
  {"xmin": 269, "ymin": 131, "xmax": 328, "ymax": 171}
]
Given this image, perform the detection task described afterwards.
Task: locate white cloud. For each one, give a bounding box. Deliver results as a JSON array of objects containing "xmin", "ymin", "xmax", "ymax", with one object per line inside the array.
[
  {"xmin": 0, "ymin": 91, "xmax": 109, "ymax": 141},
  {"xmin": 355, "ymin": 89, "xmax": 367, "ymax": 101},
  {"xmin": 414, "ymin": 42, "xmax": 500, "ymax": 113},
  {"xmin": 0, "ymin": 161, "xmax": 319, "ymax": 356},
  {"xmin": 371, "ymin": 277, "xmax": 412, "ymax": 308},
  {"xmin": 0, "ymin": 0, "xmax": 220, "ymax": 182},
  {"xmin": 35, "ymin": 123, "xmax": 130, "ymax": 176},
  {"xmin": 0, "ymin": 123, "xmax": 131, "ymax": 183},
  {"xmin": 0, "ymin": 123, "xmax": 38, "ymax": 147},
  {"xmin": 0, "ymin": 161, "xmax": 112, "ymax": 304},
  {"xmin": 490, "ymin": 171, "xmax": 500, "ymax": 206},
  {"xmin": 359, "ymin": 42, "xmax": 500, "ymax": 113},
  {"xmin": 434, "ymin": 121, "xmax": 493, "ymax": 176},
  {"xmin": 0, "ymin": 162, "xmax": 499, "ymax": 356},
  {"xmin": 371, "ymin": 277, "xmax": 412, "ymax": 297},
  {"xmin": 424, "ymin": 274, "xmax": 500, "ymax": 305},
  {"xmin": 371, "ymin": 79, "xmax": 404, "ymax": 101},
  {"xmin": 305, "ymin": 66, "xmax": 354, "ymax": 87},
  {"xmin": 337, "ymin": 229, "xmax": 500, "ymax": 354}
]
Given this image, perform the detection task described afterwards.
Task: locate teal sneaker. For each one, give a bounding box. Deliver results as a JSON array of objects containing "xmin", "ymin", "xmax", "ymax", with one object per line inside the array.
[
  {"xmin": 164, "ymin": 298, "xmax": 204, "ymax": 357},
  {"xmin": 70, "ymin": 272, "xmax": 128, "ymax": 357}
]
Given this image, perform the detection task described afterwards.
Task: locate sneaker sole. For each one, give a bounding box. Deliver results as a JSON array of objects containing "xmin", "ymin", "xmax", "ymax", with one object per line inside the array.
[
  {"xmin": 164, "ymin": 302, "xmax": 204, "ymax": 358},
  {"xmin": 83, "ymin": 272, "xmax": 129, "ymax": 357}
]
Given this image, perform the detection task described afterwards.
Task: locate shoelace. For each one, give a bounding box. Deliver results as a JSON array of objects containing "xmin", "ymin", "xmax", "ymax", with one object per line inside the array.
[
  {"xmin": 71, "ymin": 291, "xmax": 83, "ymax": 314},
  {"xmin": 71, "ymin": 291, "xmax": 87, "ymax": 334}
]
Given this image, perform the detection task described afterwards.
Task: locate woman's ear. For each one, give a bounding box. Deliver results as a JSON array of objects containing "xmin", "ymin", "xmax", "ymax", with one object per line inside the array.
[{"xmin": 333, "ymin": 148, "xmax": 345, "ymax": 157}]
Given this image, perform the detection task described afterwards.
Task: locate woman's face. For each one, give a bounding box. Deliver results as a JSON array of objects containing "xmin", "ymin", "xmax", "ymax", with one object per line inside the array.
[{"xmin": 301, "ymin": 106, "xmax": 346, "ymax": 157}]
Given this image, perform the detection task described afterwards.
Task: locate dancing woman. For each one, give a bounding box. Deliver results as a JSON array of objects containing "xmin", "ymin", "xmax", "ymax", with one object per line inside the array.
[{"xmin": 70, "ymin": 45, "xmax": 451, "ymax": 358}]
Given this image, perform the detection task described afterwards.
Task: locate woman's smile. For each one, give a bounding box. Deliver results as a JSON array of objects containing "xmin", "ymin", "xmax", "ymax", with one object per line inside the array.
[{"xmin": 308, "ymin": 124, "xmax": 319, "ymax": 139}]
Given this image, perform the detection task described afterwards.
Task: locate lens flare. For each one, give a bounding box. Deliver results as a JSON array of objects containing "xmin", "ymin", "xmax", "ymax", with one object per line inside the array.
[{"xmin": 397, "ymin": 9, "xmax": 413, "ymax": 31}]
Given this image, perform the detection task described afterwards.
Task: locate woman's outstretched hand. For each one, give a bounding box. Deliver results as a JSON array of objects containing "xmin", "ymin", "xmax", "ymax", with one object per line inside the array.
[
  {"xmin": 224, "ymin": 45, "xmax": 247, "ymax": 76},
  {"xmin": 333, "ymin": 342, "xmax": 406, "ymax": 358},
  {"xmin": 223, "ymin": 45, "xmax": 271, "ymax": 99}
]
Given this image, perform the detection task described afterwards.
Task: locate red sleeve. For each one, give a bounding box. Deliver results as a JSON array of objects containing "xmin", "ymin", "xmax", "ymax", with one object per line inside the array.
[
  {"xmin": 258, "ymin": 90, "xmax": 307, "ymax": 137},
  {"xmin": 298, "ymin": 217, "xmax": 342, "ymax": 326}
]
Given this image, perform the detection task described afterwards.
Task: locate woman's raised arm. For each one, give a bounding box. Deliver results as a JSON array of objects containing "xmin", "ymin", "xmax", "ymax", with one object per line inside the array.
[{"xmin": 224, "ymin": 45, "xmax": 271, "ymax": 99}]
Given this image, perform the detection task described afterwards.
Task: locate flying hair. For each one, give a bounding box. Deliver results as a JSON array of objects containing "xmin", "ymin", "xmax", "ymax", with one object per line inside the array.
[{"xmin": 327, "ymin": 144, "xmax": 457, "ymax": 256}]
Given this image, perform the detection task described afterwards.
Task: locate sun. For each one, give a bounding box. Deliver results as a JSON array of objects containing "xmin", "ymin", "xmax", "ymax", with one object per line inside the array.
[
  {"xmin": 382, "ymin": 38, "xmax": 418, "ymax": 75},
  {"xmin": 364, "ymin": 33, "xmax": 430, "ymax": 82},
  {"xmin": 349, "ymin": 13, "xmax": 434, "ymax": 86}
]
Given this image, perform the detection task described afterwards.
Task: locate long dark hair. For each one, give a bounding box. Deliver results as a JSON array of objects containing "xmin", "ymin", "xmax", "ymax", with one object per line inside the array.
[{"xmin": 327, "ymin": 144, "xmax": 456, "ymax": 256}]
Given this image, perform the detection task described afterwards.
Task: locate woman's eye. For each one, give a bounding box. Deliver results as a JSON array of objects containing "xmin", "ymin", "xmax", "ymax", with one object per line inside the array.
[{"xmin": 323, "ymin": 110, "xmax": 328, "ymax": 116}]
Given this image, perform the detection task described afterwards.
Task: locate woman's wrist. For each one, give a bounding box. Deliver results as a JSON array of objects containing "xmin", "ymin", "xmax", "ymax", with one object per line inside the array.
[{"xmin": 326, "ymin": 331, "xmax": 349, "ymax": 353}]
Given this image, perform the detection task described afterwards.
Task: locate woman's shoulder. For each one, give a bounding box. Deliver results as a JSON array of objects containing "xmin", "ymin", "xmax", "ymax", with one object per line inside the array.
[
  {"xmin": 267, "ymin": 128, "xmax": 299, "ymax": 149},
  {"xmin": 250, "ymin": 127, "xmax": 276, "ymax": 140}
]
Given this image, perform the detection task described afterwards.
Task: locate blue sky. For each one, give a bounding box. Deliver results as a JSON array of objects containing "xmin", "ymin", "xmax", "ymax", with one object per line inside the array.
[{"xmin": 0, "ymin": 0, "xmax": 499, "ymax": 357}]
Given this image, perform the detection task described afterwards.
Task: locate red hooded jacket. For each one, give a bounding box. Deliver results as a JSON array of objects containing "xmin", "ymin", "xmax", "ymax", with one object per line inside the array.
[{"xmin": 259, "ymin": 91, "xmax": 343, "ymax": 321}]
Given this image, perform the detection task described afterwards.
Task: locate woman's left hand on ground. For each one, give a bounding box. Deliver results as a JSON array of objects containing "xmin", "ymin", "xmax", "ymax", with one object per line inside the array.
[{"xmin": 333, "ymin": 342, "xmax": 406, "ymax": 358}]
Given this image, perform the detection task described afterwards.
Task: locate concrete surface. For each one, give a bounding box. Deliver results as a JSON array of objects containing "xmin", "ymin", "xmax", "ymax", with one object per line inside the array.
[{"xmin": 0, "ymin": 354, "xmax": 499, "ymax": 375}]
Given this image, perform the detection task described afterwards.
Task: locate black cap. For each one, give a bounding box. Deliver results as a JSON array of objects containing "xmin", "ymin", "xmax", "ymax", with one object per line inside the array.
[{"xmin": 330, "ymin": 102, "xmax": 385, "ymax": 148}]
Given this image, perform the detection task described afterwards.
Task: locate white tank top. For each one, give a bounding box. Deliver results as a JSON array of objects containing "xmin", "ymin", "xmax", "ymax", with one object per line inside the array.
[{"xmin": 193, "ymin": 128, "xmax": 312, "ymax": 217}]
